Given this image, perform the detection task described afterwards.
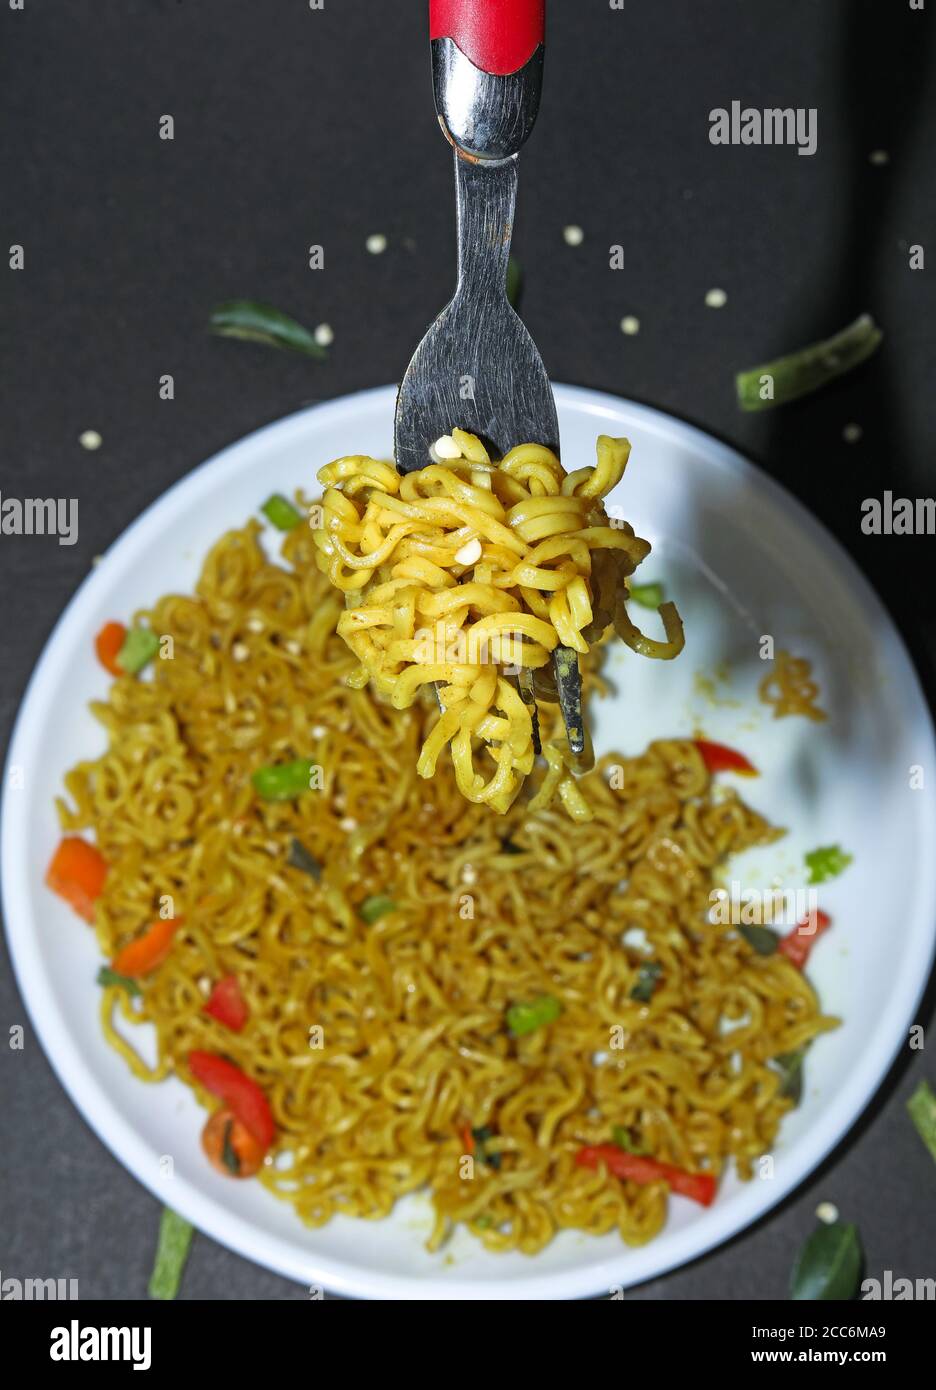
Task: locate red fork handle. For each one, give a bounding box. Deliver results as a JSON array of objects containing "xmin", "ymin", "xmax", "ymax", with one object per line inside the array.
[{"xmin": 430, "ymin": 0, "xmax": 544, "ymax": 77}]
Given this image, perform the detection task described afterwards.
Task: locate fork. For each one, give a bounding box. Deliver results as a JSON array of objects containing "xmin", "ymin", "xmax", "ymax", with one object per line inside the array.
[{"xmin": 393, "ymin": 0, "xmax": 584, "ymax": 756}]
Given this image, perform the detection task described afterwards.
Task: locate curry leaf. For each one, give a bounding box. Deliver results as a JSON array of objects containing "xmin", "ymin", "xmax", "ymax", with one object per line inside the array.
[
  {"xmin": 208, "ymin": 300, "xmax": 327, "ymax": 359},
  {"xmin": 790, "ymin": 1221, "xmax": 863, "ymax": 1301},
  {"xmin": 739, "ymin": 924, "xmax": 780, "ymax": 956}
]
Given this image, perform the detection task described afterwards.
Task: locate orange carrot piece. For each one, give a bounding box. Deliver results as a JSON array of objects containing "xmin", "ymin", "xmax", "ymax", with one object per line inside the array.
[
  {"xmin": 45, "ymin": 836, "xmax": 109, "ymax": 923},
  {"xmin": 112, "ymin": 915, "xmax": 181, "ymax": 977},
  {"xmin": 202, "ymin": 1108, "xmax": 266, "ymax": 1178},
  {"xmin": 95, "ymin": 622, "xmax": 128, "ymax": 677}
]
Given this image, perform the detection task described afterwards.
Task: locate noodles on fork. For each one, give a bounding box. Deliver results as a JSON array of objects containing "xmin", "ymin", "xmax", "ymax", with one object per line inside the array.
[{"xmin": 312, "ymin": 431, "xmax": 684, "ymax": 817}]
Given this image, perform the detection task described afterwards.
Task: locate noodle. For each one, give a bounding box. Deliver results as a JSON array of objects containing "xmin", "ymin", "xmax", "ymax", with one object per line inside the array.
[
  {"xmin": 759, "ymin": 649, "xmax": 827, "ymax": 722},
  {"xmin": 55, "ymin": 513, "xmax": 837, "ymax": 1255},
  {"xmin": 312, "ymin": 432, "xmax": 684, "ymax": 816}
]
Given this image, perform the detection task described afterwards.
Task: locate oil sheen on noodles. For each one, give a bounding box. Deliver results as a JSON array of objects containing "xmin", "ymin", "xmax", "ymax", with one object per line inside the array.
[
  {"xmin": 56, "ymin": 510, "xmax": 837, "ymax": 1255},
  {"xmin": 312, "ymin": 431, "xmax": 684, "ymax": 817}
]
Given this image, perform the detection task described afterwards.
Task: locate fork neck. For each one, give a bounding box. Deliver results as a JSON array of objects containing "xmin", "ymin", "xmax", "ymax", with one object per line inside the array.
[{"xmin": 454, "ymin": 151, "xmax": 517, "ymax": 299}]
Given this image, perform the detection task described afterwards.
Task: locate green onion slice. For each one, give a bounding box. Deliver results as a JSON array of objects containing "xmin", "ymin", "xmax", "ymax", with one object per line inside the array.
[
  {"xmin": 261, "ymin": 494, "xmax": 302, "ymax": 531},
  {"xmin": 358, "ymin": 895, "xmax": 397, "ymax": 924},
  {"xmin": 506, "ymin": 994, "xmax": 562, "ymax": 1037},
  {"xmin": 628, "ymin": 581, "xmax": 665, "ymax": 610},
  {"xmin": 471, "ymin": 1126, "xmax": 502, "ymax": 1170},
  {"xmin": 96, "ymin": 965, "xmax": 141, "ymax": 998},
  {"xmin": 117, "ymin": 627, "xmax": 160, "ymax": 674},
  {"xmin": 611, "ymin": 1125, "xmax": 646, "ymax": 1154},
  {"xmin": 148, "ymin": 1208, "xmax": 195, "ymax": 1301},
  {"xmin": 736, "ymin": 314, "xmax": 882, "ymax": 412},
  {"xmin": 251, "ymin": 759, "xmax": 313, "ymax": 801},
  {"xmin": 805, "ymin": 844, "xmax": 853, "ymax": 885},
  {"xmin": 908, "ymin": 1080, "xmax": 936, "ymax": 1166}
]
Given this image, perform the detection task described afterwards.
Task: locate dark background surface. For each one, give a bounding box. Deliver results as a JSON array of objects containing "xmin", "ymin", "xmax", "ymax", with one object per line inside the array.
[{"xmin": 1, "ymin": 0, "xmax": 935, "ymax": 1301}]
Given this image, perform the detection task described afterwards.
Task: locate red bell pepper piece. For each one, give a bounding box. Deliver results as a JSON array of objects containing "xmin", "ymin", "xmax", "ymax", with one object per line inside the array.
[
  {"xmin": 576, "ymin": 1144, "xmax": 717, "ymax": 1207},
  {"xmin": 695, "ymin": 739, "xmax": 758, "ymax": 776},
  {"xmin": 203, "ymin": 975, "xmax": 249, "ymax": 1032},
  {"xmin": 188, "ymin": 1051, "xmax": 274, "ymax": 1149},
  {"xmin": 778, "ymin": 908, "xmax": 832, "ymax": 970}
]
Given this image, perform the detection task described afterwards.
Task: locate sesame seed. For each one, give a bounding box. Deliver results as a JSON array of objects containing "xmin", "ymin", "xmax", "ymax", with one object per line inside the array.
[
  {"xmin": 339, "ymin": 817, "xmax": 358, "ymax": 832},
  {"xmin": 366, "ymin": 233, "xmax": 387, "ymax": 255},
  {"xmin": 314, "ymin": 322, "xmax": 334, "ymax": 347},
  {"xmin": 843, "ymin": 423, "xmax": 863, "ymax": 444},
  {"xmin": 461, "ymin": 864, "xmax": 477, "ymax": 885},
  {"xmin": 432, "ymin": 434, "xmax": 462, "ymax": 461},
  {"xmin": 79, "ymin": 430, "xmax": 102, "ymax": 451},
  {"xmin": 246, "ymin": 617, "xmax": 264, "ymax": 632},
  {"xmin": 705, "ymin": 288, "xmax": 728, "ymax": 309},
  {"xmin": 454, "ymin": 538, "xmax": 482, "ymax": 566},
  {"xmin": 620, "ymin": 315, "xmax": 640, "ymax": 336},
  {"xmin": 816, "ymin": 1201, "xmax": 839, "ymax": 1224},
  {"xmin": 231, "ymin": 642, "xmax": 249, "ymax": 661},
  {"xmin": 563, "ymin": 225, "xmax": 584, "ymax": 246}
]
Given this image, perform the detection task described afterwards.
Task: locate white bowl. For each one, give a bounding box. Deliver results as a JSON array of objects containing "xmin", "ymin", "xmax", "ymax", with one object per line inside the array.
[{"xmin": 4, "ymin": 384, "xmax": 935, "ymax": 1300}]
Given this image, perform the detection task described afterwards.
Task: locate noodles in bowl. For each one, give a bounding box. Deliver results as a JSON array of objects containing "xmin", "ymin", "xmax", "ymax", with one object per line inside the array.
[{"xmin": 46, "ymin": 435, "xmax": 838, "ymax": 1257}]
